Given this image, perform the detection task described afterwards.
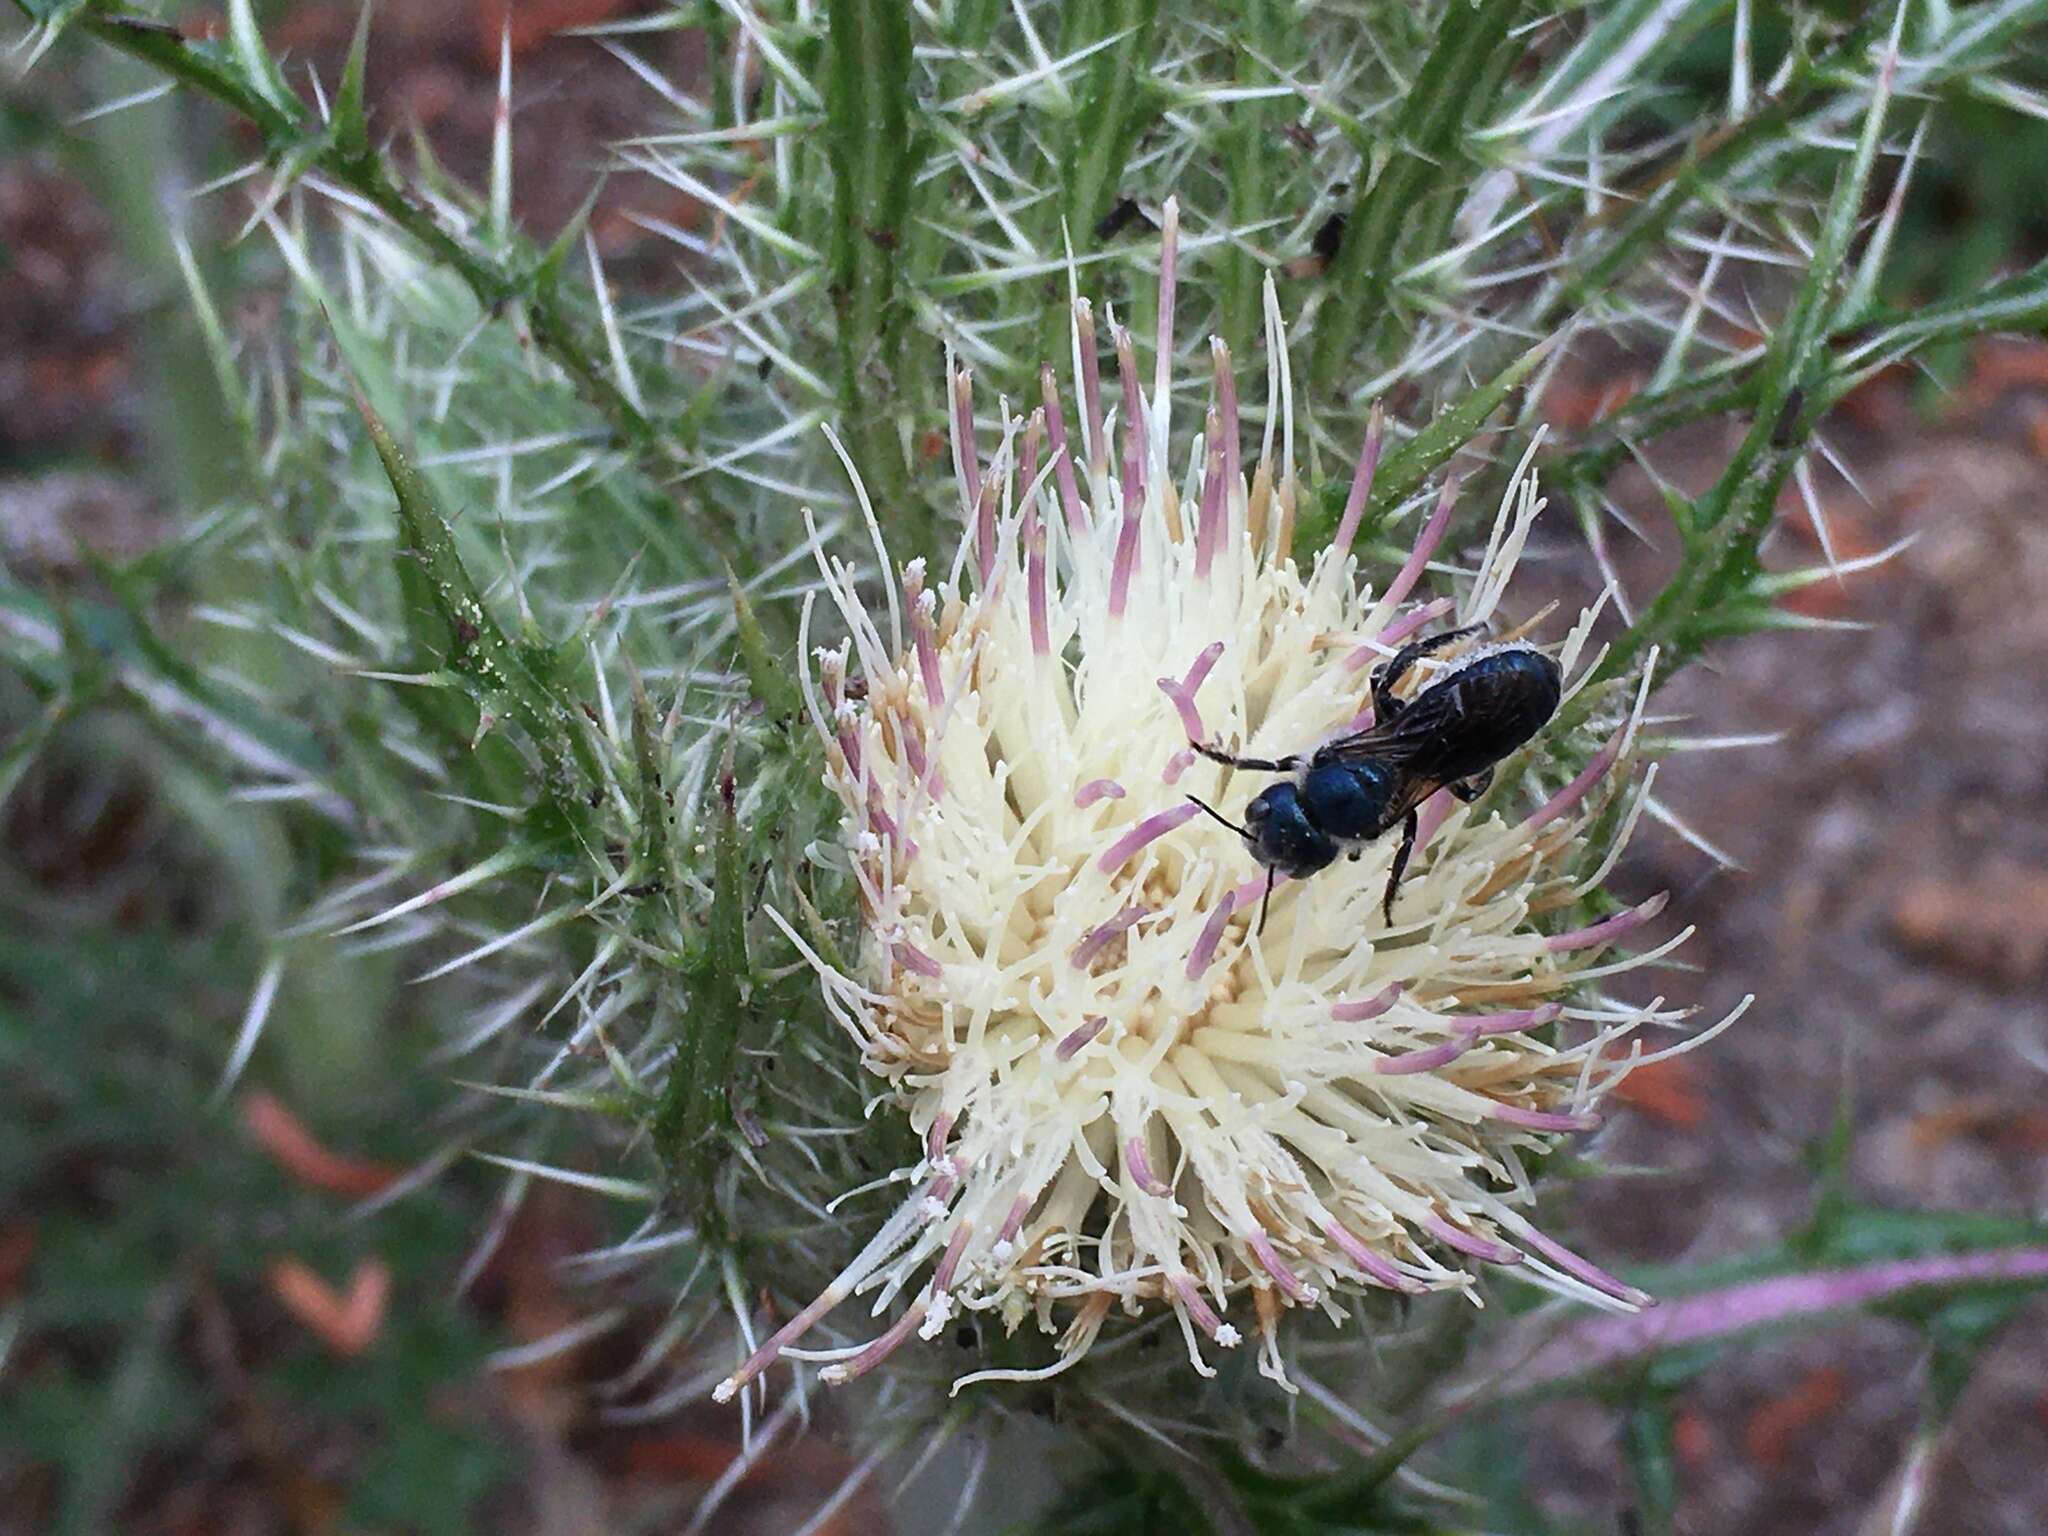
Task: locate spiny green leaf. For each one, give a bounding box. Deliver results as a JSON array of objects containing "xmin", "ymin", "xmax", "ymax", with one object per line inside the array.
[
  {"xmin": 726, "ymin": 566, "xmax": 803, "ymax": 721},
  {"xmin": 628, "ymin": 667, "xmax": 674, "ymax": 885},
  {"xmin": 330, "ymin": 0, "xmax": 375, "ymax": 161},
  {"xmin": 352, "ymin": 385, "xmax": 597, "ymax": 807},
  {"xmin": 654, "ymin": 739, "xmax": 749, "ymax": 1241},
  {"xmin": 1839, "ymin": 248, "xmax": 2048, "ymax": 377},
  {"xmin": 1297, "ymin": 334, "xmax": 1553, "ymax": 555},
  {"xmin": 225, "ymin": 0, "xmax": 301, "ymax": 125}
]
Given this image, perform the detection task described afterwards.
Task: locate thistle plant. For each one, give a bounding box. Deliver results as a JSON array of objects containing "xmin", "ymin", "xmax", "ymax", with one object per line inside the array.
[
  {"xmin": 11, "ymin": 0, "xmax": 2048, "ymax": 1530},
  {"xmin": 719, "ymin": 218, "xmax": 1737, "ymax": 1402}
]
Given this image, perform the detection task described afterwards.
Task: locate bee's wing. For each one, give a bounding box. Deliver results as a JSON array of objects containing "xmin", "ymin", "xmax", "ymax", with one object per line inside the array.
[{"xmin": 1313, "ymin": 692, "xmax": 1455, "ymax": 768}]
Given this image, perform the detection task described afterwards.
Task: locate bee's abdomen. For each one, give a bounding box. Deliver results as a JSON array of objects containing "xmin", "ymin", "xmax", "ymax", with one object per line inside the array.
[{"xmin": 1432, "ymin": 647, "xmax": 1562, "ymax": 780}]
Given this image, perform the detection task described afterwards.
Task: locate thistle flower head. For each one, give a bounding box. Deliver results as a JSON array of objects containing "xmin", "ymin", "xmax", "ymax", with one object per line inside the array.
[{"xmin": 719, "ymin": 204, "xmax": 1726, "ymax": 1402}]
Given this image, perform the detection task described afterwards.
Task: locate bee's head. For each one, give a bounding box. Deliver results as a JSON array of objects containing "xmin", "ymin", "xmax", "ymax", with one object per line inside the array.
[{"xmin": 1243, "ymin": 783, "xmax": 1339, "ymax": 880}]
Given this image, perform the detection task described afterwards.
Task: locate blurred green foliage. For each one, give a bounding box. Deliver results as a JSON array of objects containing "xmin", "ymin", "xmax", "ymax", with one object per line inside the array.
[{"xmin": 0, "ymin": 716, "xmax": 510, "ymax": 1533}]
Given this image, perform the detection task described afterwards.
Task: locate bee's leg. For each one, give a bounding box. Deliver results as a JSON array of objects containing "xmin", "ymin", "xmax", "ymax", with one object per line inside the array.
[
  {"xmin": 1192, "ymin": 739, "xmax": 1300, "ymax": 773},
  {"xmin": 1448, "ymin": 768, "xmax": 1493, "ymax": 804},
  {"xmin": 1371, "ymin": 622, "xmax": 1490, "ymax": 718},
  {"xmin": 1381, "ymin": 809, "xmax": 1420, "ymax": 924}
]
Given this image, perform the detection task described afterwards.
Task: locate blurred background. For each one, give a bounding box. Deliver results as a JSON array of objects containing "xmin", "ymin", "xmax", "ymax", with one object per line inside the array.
[{"xmin": 4, "ymin": 2, "xmax": 2048, "ymax": 1533}]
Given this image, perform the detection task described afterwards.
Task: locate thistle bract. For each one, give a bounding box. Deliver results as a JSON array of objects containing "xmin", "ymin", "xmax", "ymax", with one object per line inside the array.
[{"xmin": 720, "ymin": 206, "xmax": 1726, "ymax": 1401}]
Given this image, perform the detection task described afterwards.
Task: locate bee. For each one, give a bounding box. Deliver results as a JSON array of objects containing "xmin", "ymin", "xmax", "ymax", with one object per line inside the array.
[{"xmin": 1190, "ymin": 624, "xmax": 1562, "ymax": 926}]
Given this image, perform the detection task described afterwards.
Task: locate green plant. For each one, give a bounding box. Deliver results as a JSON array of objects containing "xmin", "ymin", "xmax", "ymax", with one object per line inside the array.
[
  {"xmin": 0, "ymin": 722, "xmax": 508, "ymax": 1534},
  {"xmin": 9, "ymin": 1, "xmax": 2048, "ymax": 1531}
]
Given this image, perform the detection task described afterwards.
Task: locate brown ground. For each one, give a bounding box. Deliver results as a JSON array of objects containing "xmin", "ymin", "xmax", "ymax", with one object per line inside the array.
[
  {"xmin": 1523, "ymin": 366, "xmax": 2048, "ymax": 1535},
  {"xmin": 5, "ymin": 5, "xmax": 2047, "ymax": 1533}
]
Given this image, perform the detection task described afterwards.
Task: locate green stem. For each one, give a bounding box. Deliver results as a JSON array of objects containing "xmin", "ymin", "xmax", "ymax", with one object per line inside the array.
[
  {"xmin": 1034, "ymin": 0, "xmax": 1164, "ymax": 366},
  {"xmin": 824, "ymin": 0, "xmax": 922, "ymax": 546},
  {"xmin": 1537, "ymin": 12, "xmax": 1894, "ymax": 335},
  {"xmin": 1305, "ymin": 0, "xmax": 1529, "ymax": 395},
  {"xmin": 1220, "ymin": 0, "xmax": 1294, "ymax": 361}
]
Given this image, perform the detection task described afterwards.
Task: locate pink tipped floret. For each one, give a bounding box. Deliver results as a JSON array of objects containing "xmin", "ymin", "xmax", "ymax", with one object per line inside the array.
[
  {"xmin": 1546, "ymin": 892, "xmax": 1668, "ymax": 953},
  {"xmin": 1376, "ymin": 594, "xmax": 1455, "ymax": 648},
  {"xmin": 1162, "ymin": 748, "xmax": 1196, "ymax": 785},
  {"xmin": 1524, "ymin": 727, "xmax": 1626, "ymax": 834},
  {"xmin": 1074, "ymin": 778, "xmax": 1127, "ymax": 807},
  {"xmin": 913, "ymin": 620, "xmax": 944, "ymax": 709},
  {"xmin": 1330, "ymin": 404, "xmax": 1385, "ymax": 562},
  {"xmin": 1168, "ymin": 1273, "xmax": 1234, "ymax": 1342},
  {"xmin": 903, "ymin": 562, "xmax": 944, "ymax": 707},
  {"xmin": 1321, "ymin": 1219, "xmax": 1421, "ymax": 1292},
  {"xmin": 1111, "ymin": 505, "xmax": 1143, "ymax": 618},
  {"xmin": 1125, "ymin": 1137, "xmax": 1172, "ymax": 1197},
  {"xmin": 1026, "ymin": 513, "xmax": 1050, "ymax": 657},
  {"xmin": 1077, "ymin": 300, "xmax": 1106, "ymax": 479},
  {"xmin": 1465, "ymin": 1003, "xmax": 1564, "ymax": 1036},
  {"xmin": 898, "ymin": 725, "xmax": 928, "ymax": 781},
  {"xmin": 1195, "ymin": 414, "xmax": 1227, "ymax": 579},
  {"xmin": 974, "ymin": 482, "xmax": 998, "ymax": 589},
  {"xmin": 1073, "ymin": 905, "xmax": 1146, "ymax": 968},
  {"xmin": 716, "ymin": 1287, "xmax": 845, "ymax": 1401},
  {"xmin": 1054, "ymin": 1015, "xmax": 1108, "ymax": 1061},
  {"xmin": 1110, "ymin": 326, "xmax": 1146, "ymax": 617},
  {"xmin": 1186, "ymin": 888, "xmax": 1244, "ymax": 978},
  {"xmin": 1186, "ymin": 873, "xmax": 1289, "ymax": 977},
  {"xmin": 1098, "ymin": 801, "xmax": 1200, "ymax": 874},
  {"xmin": 1332, "ymin": 983, "xmax": 1404, "ymax": 1023},
  {"xmin": 1509, "ymin": 1221, "xmax": 1652, "ymax": 1306},
  {"xmin": 1375, "ymin": 1029, "xmax": 1478, "ymax": 1075},
  {"xmin": 1346, "ymin": 595, "xmax": 1455, "ymax": 673},
  {"xmin": 1182, "ymin": 640, "xmax": 1224, "ymax": 697},
  {"xmin": 835, "ymin": 718, "xmax": 863, "ymax": 780},
  {"xmin": 950, "ymin": 369, "xmax": 980, "ymax": 513},
  {"xmin": 1413, "ymin": 789, "xmax": 1456, "ymax": 854},
  {"xmin": 1016, "ymin": 419, "xmax": 1043, "ymax": 620},
  {"xmin": 1247, "ymin": 1230, "xmax": 1313, "ymax": 1302},
  {"xmin": 926, "ymin": 1113, "xmax": 953, "ymax": 1160},
  {"xmin": 1424, "ymin": 1214, "xmax": 1523, "ymax": 1266},
  {"xmin": 1157, "ymin": 676, "xmax": 1207, "ymax": 742},
  {"xmin": 1116, "ymin": 325, "xmax": 1148, "ymax": 497},
  {"xmin": 865, "ymin": 796, "xmax": 904, "ymax": 845},
  {"xmin": 822, "ymin": 1301, "xmax": 927, "ymax": 1385},
  {"xmin": 893, "ymin": 942, "xmax": 944, "ymax": 979},
  {"xmin": 1492, "ymin": 1104, "xmax": 1602, "ymax": 1133},
  {"xmin": 932, "ymin": 1221, "xmax": 974, "ymax": 1291},
  {"xmin": 997, "ymin": 1197, "xmax": 1031, "ymax": 1246},
  {"xmin": 1380, "ymin": 475, "xmax": 1459, "ymax": 615},
  {"xmin": 1018, "ymin": 411, "xmax": 1042, "ymax": 510},
  {"xmin": 1232, "ymin": 874, "xmax": 1275, "ymax": 905},
  {"xmin": 1041, "ymin": 366, "xmax": 1088, "ymax": 532}
]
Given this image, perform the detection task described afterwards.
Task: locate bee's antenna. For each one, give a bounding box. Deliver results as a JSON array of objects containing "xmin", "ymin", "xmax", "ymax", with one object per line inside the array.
[
  {"xmin": 1256, "ymin": 866, "xmax": 1276, "ymax": 936},
  {"xmin": 1184, "ymin": 794, "xmax": 1248, "ymax": 838}
]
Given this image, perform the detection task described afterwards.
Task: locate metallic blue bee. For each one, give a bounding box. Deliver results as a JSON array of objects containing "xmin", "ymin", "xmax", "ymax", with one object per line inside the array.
[{"xmin": 1190, "ymin": 624, "xmax": 1562, "ymax": 925}]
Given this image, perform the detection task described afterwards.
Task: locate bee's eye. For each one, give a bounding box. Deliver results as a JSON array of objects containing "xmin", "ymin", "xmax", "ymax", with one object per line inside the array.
[{"xmin": 1244, "ymin": 797, "xmax": 1268, "ymax": 826}]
